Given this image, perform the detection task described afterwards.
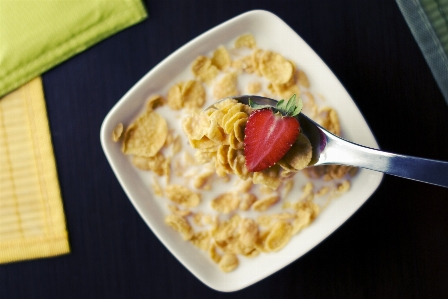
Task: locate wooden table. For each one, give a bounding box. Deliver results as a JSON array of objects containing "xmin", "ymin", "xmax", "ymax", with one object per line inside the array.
[{"xmin": 2, "ymin": 1, "xmax": 448, "ymax": 298}]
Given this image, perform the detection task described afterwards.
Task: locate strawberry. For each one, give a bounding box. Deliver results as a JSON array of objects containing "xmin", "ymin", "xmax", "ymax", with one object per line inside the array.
[{"xmin": 244, "ymin": 95, "xmax": 303, "ymax": 172}]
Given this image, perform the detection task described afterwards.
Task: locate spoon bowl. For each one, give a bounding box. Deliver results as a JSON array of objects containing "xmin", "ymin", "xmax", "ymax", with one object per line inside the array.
[{"xmin": 208, "ymin": 95, "xmax": 448, "ymax": 188}]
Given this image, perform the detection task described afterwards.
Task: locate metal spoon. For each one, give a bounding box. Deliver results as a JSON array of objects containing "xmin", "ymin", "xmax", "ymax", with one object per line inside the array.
[{"xmin": 208, "ymin": 95, "xmax": 448, "ymax": 188}]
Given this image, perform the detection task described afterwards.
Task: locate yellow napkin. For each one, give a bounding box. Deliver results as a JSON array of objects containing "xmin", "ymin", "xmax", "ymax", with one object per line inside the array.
[{"xmin": 0, "ymin": 77, "xmax": 69, "ymax": 264}]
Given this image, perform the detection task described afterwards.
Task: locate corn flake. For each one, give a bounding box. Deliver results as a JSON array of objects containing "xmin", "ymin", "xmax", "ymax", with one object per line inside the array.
[
  {"xmin": 213, "ymin": 72, "xmax": 239, "ymax": 99},
  {"xmin": 234, "ymin": 34, "xmax": 256, "ymax": 49},
  {"xmin": 146, "ymin": 94, "xmax": 166, "ymax": 111},
  {"xmin": 252, "ymin": 165, "xmax": 282, "ymax": 190},
  {"xmin": 112, "ymin": 123, "xmax": 124, "ymax": 142},
  {"xmin": 165, "ymin": 214, "xmax": 194, "ymax": 240},
  {"xmin": 211, "ymin": 193, "xmax": 240, "ymax": 214},
  {"xmin": 239, "ymin": 193, "xmax": 257, "ymax": 211},
  {"xmin": 212, "ymin": 45, "xmax": 231, "ymax": 71},
  {"xmin": 259, "ymin": 51, "xmax": 293, "ymax": 84},
  {"xmin": 252, "ymin": 195, "xmax": 279, "ymax": 212},
  {"xmin": 191, "ymin": 231, "xmax": 211, "ymax": 251},
  {"xmin": 278, "ymin": 133, "xmax": 312, "ymax": 170},
  {"xmin": 264, "ymin": 221, "xmax": 292, "ymax": 252},
  {"xmin": 122, "ymin": 111, "xmax": 168, "ymax": 157},
  {"xmin": 218, "ymin": 253, "xmax": 239, "ymax": 272},
  {"xmin": 181, "ymin": 80, "xmax": 206, "ymax": 108},
  {"xmin": 165, "ymin": 185, "xmax": 201, "ymax": 207},
  {"xmin": 191, "ymin": 55, "xmax": 219, "ymax": 84}
]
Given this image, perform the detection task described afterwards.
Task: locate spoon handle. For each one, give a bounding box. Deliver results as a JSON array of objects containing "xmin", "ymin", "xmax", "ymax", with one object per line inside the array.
[{"xmin": 324, "ymin": 135, "xmax": 448, "ymax": 188}]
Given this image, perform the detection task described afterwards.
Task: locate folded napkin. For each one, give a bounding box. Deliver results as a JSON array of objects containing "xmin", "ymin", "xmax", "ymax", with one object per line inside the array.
[
  {"xmin": 396, "ymin": 0, "xmax": 448, "ymax": 105},
  {"xmin": 0, "ymin": 0, "xmax": 147, "ymax": 263},
  {"xmin": 0, "ymin": 0, "xmax": 147, "ymax": 97},
  {"xmin": 0, "ymin": 77, "xmax": 70, "ymax": 263}
]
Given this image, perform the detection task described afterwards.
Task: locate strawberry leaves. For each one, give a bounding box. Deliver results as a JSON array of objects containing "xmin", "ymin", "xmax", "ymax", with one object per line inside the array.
[{"xmin": 248, "ymin": 94, "xmax": 303, "ymax": 117}]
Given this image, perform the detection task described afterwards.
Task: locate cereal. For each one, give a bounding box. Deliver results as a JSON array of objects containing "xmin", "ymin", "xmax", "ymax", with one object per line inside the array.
[
  {"xmin": 297, "ymin": 69, "xmax": 310, "ymax": 88},
  {"xmin": 165, "ymin": 214, "xmax": 194, "ymax": 240},
  {"xmin": 252, "ymin": 195, "xmax": 279, "ymax": 212},
  {"xmin": 132, "ymin": 153, "xmax": 166, "ymax": 175},
  {"xmin": 247, "ymin": 81, "xmax": 261, "ymax": 94},
  {"xmin": 193, "ymin": 168, "xmax": 215, "ymax": 190},
  {"xmin": 190, "ymin": 231, "xmax": 211, "ymax": 250},
  {"xmin": 171, "ymin": 135, "xmax": 182, "ymax": 155},
  {"xmin": 252, "ymin": 165, "xmax": 282, "ymax": 190},
  {"xmin": 213, "ymin": 72, "xmax": 239, "ymax": 99},
  {"xmin": 292, "ymin": 209, "xmax": 311, "ymax": 235},
  {"xmin": 119, "ymin": 34, "xmax": 358, "ymax": 273},
  {"xmin": 264, "ymin": 221, "xmax": 293, "ymax": 252},
  {"xmin": 122, "ymin": 111, "xmax": 168, "ymax": 157},
  {"xmin": 218, "ymin": 253, "xmax": 239, "ymax": 272},
  {"xmin": 279, "ymin": 133, "xmax": 312, "ymax": 170},
  {"xmin": 259, "ymin": 51, "xmax": 293, "ymax": 84},
  {"xmin": 239, "ymin": 193, "xmax": 257, "ymax": 211},
  {"xmin": 319, "ymin": 107, "xmax": 341, "ymax": 136},
  {"xmin": 112, "ymin": 123, "xmax": 124, "ymax": 142},
  {"xmin": 239, "ymin": 218, "xmax": 258, "ymax": 248},
  {"xmin": 165, "ymin": 185, "xmax": 201, "ymax": 207},
  {"xmin": 181, "ymin": 80, "xmax": 206, "ymax": 108},
  {"xmin": 146, "ymin": 94, "xmax": 166, "ymax": 111},
  {"xmin": 151, "ymin": 177, "xmax": 164, "ymax": 197},
  {"xmin": 211, "ymin": 193, "xmax": 240, "ymax": 214},
  {"xmin": 234, "ymin": 33, "xmax": 256, "ymax": 49},
  {"xmin": 337, "ymin": 180, "xmax": 351, "ymax": 193},
  {"xmin": 209, "ymin": 243, "xmax": 222, "ymax": 263},
  {"xmin": 282, "ymin": 179, "xmax": 294, "ymax": 198},
  {"xmin": 191, "ymin": 55, "xmax": 219, "ymax": 84},
  {"xmin": 167, "ymin": 83, "xmax": 183, "ymax": 110},
  {"xmin": 212, "ymin": 46, "xmax": 231, "ymax": 71}
]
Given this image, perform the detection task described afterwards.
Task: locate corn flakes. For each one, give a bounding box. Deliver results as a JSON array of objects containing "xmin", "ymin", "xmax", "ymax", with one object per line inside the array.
[
  {"xmin": 165, "ymin": 214, "xmax": 194, "ymax": 240},
  {"xmin": 247, "ymin": 81, "xmax": 261, "ymax": 94},
  {"xmin": 190, "ymin": 231, "xmax": 211, "ymax": 251},
  {"xmin": 122, "ymin": 111, "xmax": 168, "ymax": 157},
  {"xmin": 319, "ymin": 107, "xmax": 341, "ymax": 136},
  {"xmin": 191, "ymin": 55, "xmax": 219, "ymax": 84},
  {"xmin": 213, "ymin": 72, "xmax": 239, "ymax": 99},
  {"xmin": 252, "ymin": 195, "xmax": 279, "ymax": 212},
  {"xmin": 146, "ymin": 94, "xmax": 166, "ymax": 111},
  {"xmin": 264, "ymin": 221, "xmax": 293, "ymax": 252},
  {"xmin": 297, "ymin": 69, "xmax": 310, "ymax": 88},
  {"xmin": 234, "ymin": 33, "xmax": 256, "ymax": 49},
  {"xmin": 218, "ymin": 253, "xmax": 239, "ymax": 272},
  {"xmin": 212, "ymin": 45, "xmax": 231, "ymax": 71},
  {"xmin": 211, "ymin": 193, "xmax": 240, "ymax": 214},
  {"xmin": 165, "ymin": 185, "xmax": 201, "ymax": 207},
  {"xmin": 132, "ymin": 153, "xmax": 166, "ymax": 175},
  {"xmin": 239, "ymin": 193, "xmax": 257, "ymax": 211},
  {"xmin": 112, "ymin": 123, "xmax": 124, "ymax": 142},
  {"xmin": 259, "ymin": 51, "xmax": 293, "ymax": 84},
  {"xmin": 181, "ymin": 80, "xmax": 206, "ymax": 108}
]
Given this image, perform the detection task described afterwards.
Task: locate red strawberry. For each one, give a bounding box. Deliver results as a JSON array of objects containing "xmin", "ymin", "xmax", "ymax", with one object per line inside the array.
[{"xmin": 244, "ymin": 95, "xmax": 303, "ymax": 172}]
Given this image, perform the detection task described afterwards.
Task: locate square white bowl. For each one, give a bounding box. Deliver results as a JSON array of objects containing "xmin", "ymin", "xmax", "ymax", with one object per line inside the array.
[{"xmin": 100, "ymin": 10, "xmax": 383, "ymax": 292}]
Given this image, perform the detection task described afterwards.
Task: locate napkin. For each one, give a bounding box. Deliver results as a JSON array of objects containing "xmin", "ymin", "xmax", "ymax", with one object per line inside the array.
[
  {"xmin": 0, "ymin": 0, "xmax": 147, "ymax": 263},
  {"xmin": 0, "ymin": 77, "xmax": 70, "ymax": 264},
  {"xmin": 396, "ymin": 0, "xmax": 448, "ymax": 105},
  {"xmin": 0, "ymin": 0, "xmax": 147, "ymax": 97}
]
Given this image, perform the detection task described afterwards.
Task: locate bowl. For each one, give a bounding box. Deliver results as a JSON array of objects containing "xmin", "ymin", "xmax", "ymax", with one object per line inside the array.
[{"xmin": 100, "ymin": 10, "xmax": 383, "ymax": 292}]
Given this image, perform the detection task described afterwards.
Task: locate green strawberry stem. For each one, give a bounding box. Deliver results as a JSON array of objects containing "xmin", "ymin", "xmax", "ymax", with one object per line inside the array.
[{"xmin": 248, "ymin": 94, "xmax": 303, "ymax": 117}]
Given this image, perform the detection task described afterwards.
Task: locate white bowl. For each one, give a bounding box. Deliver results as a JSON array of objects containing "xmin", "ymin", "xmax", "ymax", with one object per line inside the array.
[{"xmin": 100, "ymin": 10, "xmax": 383, "ymax": 292}]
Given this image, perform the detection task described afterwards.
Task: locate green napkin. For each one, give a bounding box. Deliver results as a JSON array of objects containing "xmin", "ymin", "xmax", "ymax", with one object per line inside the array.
[
  {"xmin": 396, "ymin": 0, "xmax": 448, "ymax": 105},
  {"xmin": 0, "ymin": 0, "xmax": 147, "ymax": 97}
]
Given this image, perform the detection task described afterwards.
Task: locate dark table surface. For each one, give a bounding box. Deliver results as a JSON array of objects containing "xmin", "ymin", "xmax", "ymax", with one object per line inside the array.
[{"xmin": 2, "ymin": 1, "xmax": 448, "ymax": 298}]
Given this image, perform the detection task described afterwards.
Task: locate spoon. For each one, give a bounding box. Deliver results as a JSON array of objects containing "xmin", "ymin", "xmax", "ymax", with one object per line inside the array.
[{"xmin": 207, "ymin": 95, "xmax": 448, "ymax": 188}]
